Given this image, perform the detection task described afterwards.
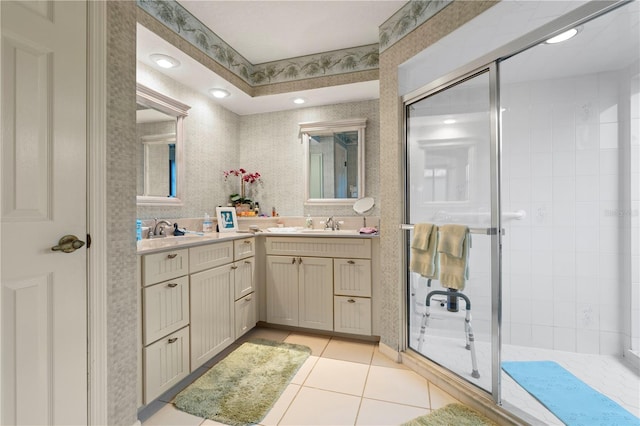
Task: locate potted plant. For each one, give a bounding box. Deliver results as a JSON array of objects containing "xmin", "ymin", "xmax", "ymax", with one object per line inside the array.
[{"xmin": 223, "ymin": 168, "xmax": 262, "ymax": 213}]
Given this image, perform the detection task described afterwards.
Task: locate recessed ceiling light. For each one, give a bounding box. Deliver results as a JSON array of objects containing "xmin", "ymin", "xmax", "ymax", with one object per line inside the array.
[
  {"xmin": 210, "ymin": 88, "xmax": 230, "ymax": 99},
  {"xmin": 150, "ymin": 53, "xmax": 180, "ymax": 69},
  {"xmin": 545, "ymin": 28, "xmax": 579, "ymax": 44},
  {"xmin": 293, "ymin": 97, "xmax": 306, "ymax": 105},
  {"xmin": 444, "ymin": 119, "xmax": 456, "ymax": 124}
]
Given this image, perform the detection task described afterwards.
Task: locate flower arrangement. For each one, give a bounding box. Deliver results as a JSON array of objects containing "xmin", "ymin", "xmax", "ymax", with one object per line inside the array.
[{"xmin": 223, "ymin": 168, "xmax": 262, "ymax": 206}]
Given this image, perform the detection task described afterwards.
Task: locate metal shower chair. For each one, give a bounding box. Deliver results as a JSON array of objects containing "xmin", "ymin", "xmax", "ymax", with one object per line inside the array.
[{"xmin": 417, "ymin": 279, "xmax": 480, "ymax": 379}]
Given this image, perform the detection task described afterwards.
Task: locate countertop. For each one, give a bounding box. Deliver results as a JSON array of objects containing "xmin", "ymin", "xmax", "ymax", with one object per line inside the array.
[{"xmin": 137, "ymin": 228, "xmax": 379, "ymax": 254}]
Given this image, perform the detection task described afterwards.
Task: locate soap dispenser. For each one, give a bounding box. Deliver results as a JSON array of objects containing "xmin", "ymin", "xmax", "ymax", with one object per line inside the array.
[
  {"xmin": 203, "ymin": 213, "xmax": 213, "ymax": 233},
  {"xmin": 305, "ymin": 214, "xmax": 313, "ymax": 229}
]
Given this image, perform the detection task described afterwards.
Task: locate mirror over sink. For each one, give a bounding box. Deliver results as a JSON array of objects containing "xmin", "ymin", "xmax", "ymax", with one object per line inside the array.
[
  {"xmin": 136, "ymin": 83, "xmax": 191, "ymax": 206},
  {"xmin": 300, "ymin": 118, "xmax": 366, "ymax": 205}
]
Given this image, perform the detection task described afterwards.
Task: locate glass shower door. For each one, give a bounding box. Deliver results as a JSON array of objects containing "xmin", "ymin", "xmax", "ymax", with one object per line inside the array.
[{"xmin": 405, "ymin": 68, "xmax": 500, "ymax": 396}]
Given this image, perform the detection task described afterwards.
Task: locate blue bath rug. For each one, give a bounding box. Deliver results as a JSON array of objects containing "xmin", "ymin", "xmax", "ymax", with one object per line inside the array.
[{"xmin": 502, "ymin": 361, "xmax": 639, "ymax": 426}]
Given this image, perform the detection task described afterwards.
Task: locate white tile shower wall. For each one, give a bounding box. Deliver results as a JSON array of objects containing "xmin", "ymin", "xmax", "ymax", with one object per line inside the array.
[
  {"xmin": 238, "ymin": 100, "xmax": 380, "ymax": 218},
  {"xmin": 501, "ymin": 66, "xmax": 638, "ymax": 356}
]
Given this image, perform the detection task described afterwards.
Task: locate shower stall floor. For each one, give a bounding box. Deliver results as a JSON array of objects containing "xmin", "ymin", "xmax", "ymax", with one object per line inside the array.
[{"xmin": 409, "ymin": 332, "xmax": 640, "ymax": 424}]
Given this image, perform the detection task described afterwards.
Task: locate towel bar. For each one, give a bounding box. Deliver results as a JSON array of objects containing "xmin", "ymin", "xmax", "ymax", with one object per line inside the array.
[{"xmin": 400, "ymin": 224, "xmax": 503, "ymax": 235}]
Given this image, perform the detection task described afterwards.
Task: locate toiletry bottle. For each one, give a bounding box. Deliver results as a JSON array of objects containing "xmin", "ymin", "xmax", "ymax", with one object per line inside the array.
[
  {"xmin": 305, "ymin": 214, "xmax": 313, "ymax": 229},
  {"xmin": 272, "ymin": 206, "xmax": 277, "ymax": 217},
  {"xmin": 136, "ymin": 219, "xmax": 142, "ymax": 241},
  {"xmin": 203, "ymin": 213, "xmax": 213, "ymax": 233},
  {"xmin": 254, "ymin": 202, "xmax": 260, "ymax": 215}
]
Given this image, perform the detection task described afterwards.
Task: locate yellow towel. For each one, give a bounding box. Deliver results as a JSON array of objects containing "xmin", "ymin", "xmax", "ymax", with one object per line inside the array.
[
  {"xmin": 437, "ymin": 224, "xmax": 470, "ymax": 290},
  {"xmin": 410, "ymin": 223, "xmax": 439, "ymax": 279}
]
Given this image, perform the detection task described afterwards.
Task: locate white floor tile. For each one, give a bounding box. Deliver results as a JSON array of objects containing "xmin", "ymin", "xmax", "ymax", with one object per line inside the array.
[
  {"xmin": 290, "ymin": 355, "xmax": 319, "ymax": 385},
  {"xmin": 428, "ymin": 383, "xmax": 460, "ymax": 409},
  {"xmin": 141, "ymin": 403, "xmax": 204, "ymax": 426},
  {"xmin": 278, "ymin": 387, "xmax": 361, "ymax": 426},
  {"xmin": 355, "ymin": 398, "xmax": 429, "ymax": 425},
  {"xmin": 322, "ymin": 337, "xmax": 375, "ymax": 364},
  {"xmin": 304, "ymin": 357, "xmax": 370, "ymax": 396},
  {"xmin": 260, "ymin": 383, "xmax": 300, "ymax": 426},
  {"xmin": 284, "ymin": 332, "xmax": 330, "ymax": 356},
  {"xmin": 363, "ymin": 365, "xmax": 430, "ymax": 408}
]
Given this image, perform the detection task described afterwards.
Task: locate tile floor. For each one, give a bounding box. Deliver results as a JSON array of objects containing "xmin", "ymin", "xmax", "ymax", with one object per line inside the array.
[{"xmin": 140, "ymin": 327, "xmax": 461, "ymax": 426}]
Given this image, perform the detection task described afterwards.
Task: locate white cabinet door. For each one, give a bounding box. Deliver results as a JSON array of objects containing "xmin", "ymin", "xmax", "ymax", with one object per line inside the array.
[
  {"xmin": 190, "ymin": 265, "xmax": 234, "ymax": 371},
  {"xmin": 334, "ymin": 296, "xmax": 372, "ymax": 335},
  {"xmin": 235, "ymin": 293, "xmax": 257, "ymax": 339},
  {"xmin": 143, "ymin": 326, "xmax": 190, "ymax": 404},
  {"xmin": 334, "ymin": 259, "xmax": 372, "ymax": 297},
  {"xmin": 234, "ymin": 257, "xmax": 255, "ymax": 300},
  {"xmin": 189, "ymin": 241, "xmax": 233, "ymax": 274},
  {"xmin": 143, "ymin": 276, "xmax": 190, "ymax": 345},
  {"xmin": 299, "ymin": 257, "xmax": 334, "ymax": 331},
  {"xmin": 266, "ymin": 256, "xmax": 299, "ymax": 326}
]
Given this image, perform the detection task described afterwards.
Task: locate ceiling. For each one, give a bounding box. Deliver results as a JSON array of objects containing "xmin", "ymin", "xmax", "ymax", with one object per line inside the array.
[{"xmin": 136, "ymin": 1, "xmax": 405, "ymax": 115}]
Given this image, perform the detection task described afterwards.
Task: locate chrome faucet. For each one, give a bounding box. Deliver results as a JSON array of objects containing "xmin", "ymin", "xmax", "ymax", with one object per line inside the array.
[
  {"xmin": 324, "ymin": 216, "xmax": 340, "ymax": 231},
  {"xmin": 149, "ymin": 218, "xmax": 172, "ymax": 238}
]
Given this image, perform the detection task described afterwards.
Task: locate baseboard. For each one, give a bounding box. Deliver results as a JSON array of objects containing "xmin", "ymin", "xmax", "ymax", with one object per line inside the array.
[{"xmin": 378, "ymin": 341, "xmax": 401, "ymax": 363}]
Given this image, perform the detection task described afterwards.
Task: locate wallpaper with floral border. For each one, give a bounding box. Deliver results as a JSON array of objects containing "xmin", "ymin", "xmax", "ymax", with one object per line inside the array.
[
  {"xmin": 379, "ymin": 0, "xmax": 453, "ymax": 52},
  {"xmin": 137, "ymin": 0, "xmax": 452, "ymax": 87}
]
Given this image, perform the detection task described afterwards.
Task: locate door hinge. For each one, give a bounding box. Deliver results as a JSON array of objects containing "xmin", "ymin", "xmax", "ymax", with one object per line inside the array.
[{"xmin": 86, "ymin": 233, "xmax": 92, "ymax": 249}]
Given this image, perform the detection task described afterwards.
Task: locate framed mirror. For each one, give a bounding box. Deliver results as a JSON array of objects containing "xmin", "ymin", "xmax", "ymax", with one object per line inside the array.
[
  {"xmin": 136, "ymin": 83, "xmax": 190, "ymax": 206},
  {"xmin": 300, "ymin": 118, "xmax": 366, "ymax": 205}
]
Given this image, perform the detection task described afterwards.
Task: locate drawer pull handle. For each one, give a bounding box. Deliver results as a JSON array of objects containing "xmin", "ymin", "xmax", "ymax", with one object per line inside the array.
[
  {"xmin": 348, "ymin": 299, "xmax": 356, "ymax": 303},
  {"xmin": 347, "ymin": 260, "xmax": 356, "ymax": 264},
  {"xmin": 245, "ymin": 297, "xmax": 252, "ymax": 302},
  {"xmin": 168, "ymin": 337, "xmax": 178, "ymax": 344},
  {"xmin": 243, "ymin": 240, "xmax": 251, "ymax": 244},
  {"xmin": 167, "ymin": 253, "xmax": 178, "ymax": 259},
  {"xmin": 244, "ymin": 260, "xmax": 251, "ymax": 265},
  {"xmin": 291, "ymin": 257, "xmax": 296, "ymax": 264},
  {"xmin": 231, "ymin": 265, "xmax": 238, "ymax": 270},
  {"xmin": 298, "ymin": 257, "xmax": 303, "ymax": 264},
  {"xmin": 167, "ymin": 283, "xmax": 178, "ymax": 288}
]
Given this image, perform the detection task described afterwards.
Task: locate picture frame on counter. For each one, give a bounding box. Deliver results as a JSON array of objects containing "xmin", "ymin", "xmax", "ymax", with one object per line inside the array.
[{"xmin": 216, "ymin": 207, "xmax": 238, "ymax": 232}]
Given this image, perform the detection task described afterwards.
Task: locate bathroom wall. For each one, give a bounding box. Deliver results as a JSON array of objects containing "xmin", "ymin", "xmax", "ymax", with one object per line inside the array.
[
  {"xmin": 136, "ymin": 61, "xmax": 241, "ymax": 220},
  {"xmin": 137, "ymin": 61, "xmax": 380, "ymax": 223},
  {"xmin": 238, "ymin": 100, "xmax": 380, "ymax": 218},
  {"xmin": 500, "ymin": 64, "xmax": 639, "ymax": 356}
]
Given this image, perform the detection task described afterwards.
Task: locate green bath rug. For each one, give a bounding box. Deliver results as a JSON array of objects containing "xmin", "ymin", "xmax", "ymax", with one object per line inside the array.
[
  {"xmin": 402, "ymin": 403, "xmax": 498, "ymax": 426},
  {"xmin": 173, "ymin": 338, "xmax": 310, "ymax": 426}
]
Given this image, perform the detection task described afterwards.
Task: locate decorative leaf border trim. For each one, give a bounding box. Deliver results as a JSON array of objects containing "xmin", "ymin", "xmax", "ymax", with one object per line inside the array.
[
  {"xmin": 380, "ymin": 0, "xmax": 453, "ymax": 52},
  {"xmin": 137, "ymin": 0, "xmax": 451, "ymax": 86}
]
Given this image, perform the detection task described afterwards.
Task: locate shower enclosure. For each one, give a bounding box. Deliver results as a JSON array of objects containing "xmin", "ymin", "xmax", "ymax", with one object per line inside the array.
[{"xmin": 403, "ymin": 1, "xmax": 639, "ymax": 423}]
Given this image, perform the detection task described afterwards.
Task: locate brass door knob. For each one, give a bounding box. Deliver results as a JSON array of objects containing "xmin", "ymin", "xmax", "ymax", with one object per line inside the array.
[{"xmin": 51, "ymin": 235, "xmax": 85, "ymax": 253}]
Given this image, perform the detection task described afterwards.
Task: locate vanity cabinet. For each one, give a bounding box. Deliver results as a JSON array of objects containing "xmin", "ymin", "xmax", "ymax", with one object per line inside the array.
[
  {"xmin": 265, "ymin": 237, "xmax": 371, "ymax": 335},
  {"xmin": 139, "ymin": 236, "xmax": 256, "ymax": 404},
  {"xmin": 141, "ymin": 249, "xmax": 191, "ymax": 403},
  {"xmin": 266, "ymin": 255, "xmax": 333, "ymax": 331}
]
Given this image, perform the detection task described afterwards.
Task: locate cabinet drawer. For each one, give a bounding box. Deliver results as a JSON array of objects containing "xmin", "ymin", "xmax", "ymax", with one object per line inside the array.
[
  {"xmin": 143, "ymin": 249, "xmax": 189, "ymax": 286},
  {"xmin": 234, "ymin": 237, "xmax": 255, "ymax": 260},
  {"xmin": 334, "ymin": 296, "xmax": 371, "ymax": 336},
  {"xmin": 143, "ymin": 276, "xmax": 189, "ymax": 346},
  {"xmin": 143, "ymin": 326, "xmax": 190, "ymax": 404},
  {"xmin": 235, "ymin": 292, "xmax": 256, "ymax": 339},
  {"xmin": 234, "ymin": 258, "xmax": 255, "ymax": 300},
  {"xmin": 189, "ymin": 241, "xmax": 234, "ymax": 273},
  {"xmin": 265, "ymin": 237, "xmax": 371, "ymax": 259},
  {"xmin": 334, "ymin": 259, "xmax": 371, "ymax": 297}
]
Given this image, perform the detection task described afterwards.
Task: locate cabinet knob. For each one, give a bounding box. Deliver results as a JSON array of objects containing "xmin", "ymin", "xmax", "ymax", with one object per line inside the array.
[
  {"xmin": 291, "ymin": 257, "xmax": 296, "ymax": 264},
  {"xmin": 168, "ymin": 337, "xmax": 178, "ymax": 344},
  {"xmin": 167, "ymin": 253, "xmax": 178, "ymax": 259},
  {"xmin": 347, "ymin": 260, "xmax": 356, "ymax": 264},
  {"xmin": 167, "ymin": 283, "xmax": 178, "ymax": 288},
  {"xmin": 347, "ymin": 299, "xmax": 356, "ymax": 303},
  {"xmin": 298, "ymin": 257, "xmax": 303, "ymax": 264},
  {"xmin": 245, "ymin": 297, "xmax": 252, "ymax": 302}
]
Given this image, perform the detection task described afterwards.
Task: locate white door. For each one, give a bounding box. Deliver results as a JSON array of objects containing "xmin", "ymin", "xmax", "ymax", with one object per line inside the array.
[{"xmin": 1, "ymin": 1, "xmax": 87, "ymax": 425}]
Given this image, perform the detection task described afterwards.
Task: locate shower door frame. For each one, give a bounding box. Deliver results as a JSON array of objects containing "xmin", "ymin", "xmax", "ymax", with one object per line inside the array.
[{"xmin": 400, "ymin": 0, "xmax": 629, "ymax": 406}]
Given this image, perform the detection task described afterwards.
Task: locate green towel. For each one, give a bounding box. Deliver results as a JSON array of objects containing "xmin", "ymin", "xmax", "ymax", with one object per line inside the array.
[
  {"xmin": 437, "ymin": 225, "xmax": 469, "ymax": 290},
  {"xmin": 410, "ymin": 224, "xmax": 439, "ymax": 279}
]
